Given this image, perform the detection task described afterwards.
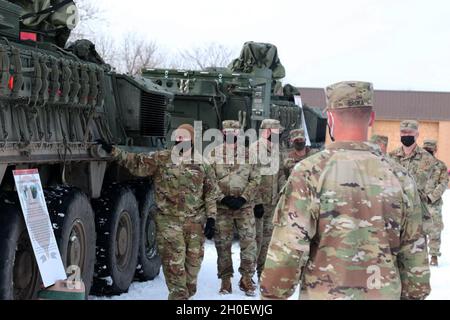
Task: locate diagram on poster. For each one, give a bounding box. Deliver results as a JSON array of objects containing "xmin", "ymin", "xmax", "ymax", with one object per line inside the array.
[{"xmin": 13, "ymin": 169, "xmax": 67, "ymax": 288}]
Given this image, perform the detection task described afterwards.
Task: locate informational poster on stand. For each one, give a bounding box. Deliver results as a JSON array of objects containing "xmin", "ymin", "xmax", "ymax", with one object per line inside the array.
[{"xmin": 13, "ymin": 169, "xmax": 67, "ymax": 288}]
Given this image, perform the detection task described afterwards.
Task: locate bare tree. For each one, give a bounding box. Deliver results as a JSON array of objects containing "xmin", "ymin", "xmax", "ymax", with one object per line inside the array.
[
  {"xmin": 172, "ymin": 43, "xmax": 236, "ymax": 70},
  {"xmin": 70, "ymin": 0, "xmax": 103, "ymax": 40},
  {"xmin": 93, "ymin": 34, "xmax": 118, "ymax": 67},
  {"xmin": 119, "ymin": 33, "xmax": 164, "ymax": 75}
]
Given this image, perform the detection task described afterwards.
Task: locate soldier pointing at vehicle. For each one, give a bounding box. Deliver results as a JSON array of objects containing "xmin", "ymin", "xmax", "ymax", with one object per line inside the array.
[
  {"xmin": 260, "ymin": 81, "xmax": 430, "ymax": 300},
  {"xmin": 98, "ymin": 124, "xmax": 220, "ymax": 300}
]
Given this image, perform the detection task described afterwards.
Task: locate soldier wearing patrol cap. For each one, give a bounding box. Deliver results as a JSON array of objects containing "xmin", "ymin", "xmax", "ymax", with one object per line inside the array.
[
  {"xmin": 422, "ymin": 140, "xmax": 449, "ymax": 266},
  {"xmin": 389, "ymin": 120, "xmax": 438, "ymax": 251},
  {"xmin": 260, "ymin": 81, "xmax": 430, "ymax": 300},
  {"xmin": 211, "ymin": 120, "xmax": 261, "ymax": 296},
  {"xmin": 98, "ymin": 124, "xmax": 220, "ymax": 300},
  {"xmin": 249, "ymin": 119, "xmax": 286, "ymax": 281},
  {"xmin": 370, "ymin": 134, "xmax": 389, "ymax": 154},
  {"xmin": 283, "ymin": 128, "xmax": 318, "ymax": 179}
]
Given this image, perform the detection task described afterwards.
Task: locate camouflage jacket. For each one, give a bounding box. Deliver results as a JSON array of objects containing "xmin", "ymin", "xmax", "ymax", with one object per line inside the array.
[
  {"xmin": 112, "ymin": 147, "xmax": 219, "ymax": 221},
  {"xmin": 283, "ymin": 148, "xmax": 319, "ymax": 179},
  {"xmin": 260, "ymin": 141, "xmax": 430, "ymax": 300},
  {"xmin": 389, "ymin": 146, "xmax": 437, "ymax": 201},
  {"xmin": 211, "ymin": 144, "xmax": 261, "ymax": 210},
  {"xmin": 428, "ymin": 158, "xmax": 449, "ymax": 207},
  {"xmin": 249, "ymin": 139, "xmax": 285, "ymax": 206}
]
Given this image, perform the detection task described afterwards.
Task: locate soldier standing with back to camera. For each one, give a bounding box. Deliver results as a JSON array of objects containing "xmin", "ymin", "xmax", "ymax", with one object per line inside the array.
[
  {"xmin": 250, "ymin": 119, "xmax": 285, "ymax": 281},
  {"xmin": 212, "ymin": 120, "xmax": 261, "ymax": 296},
  {"xmin": 422, "ymin": 140, "xmax": 449, "ymax": 266},
  {"xmin": 260, "ymin": 81, "xmax": 430, "ymax": 300},
  {"xmin": 98, "ymin": 124, "xmax": 219, "ymax": 300}
]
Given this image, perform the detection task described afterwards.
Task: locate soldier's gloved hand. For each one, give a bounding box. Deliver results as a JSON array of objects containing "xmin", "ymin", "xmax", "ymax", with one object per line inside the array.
[
  {"xmin": 221, "ymin": 196, "xmax": 235, "ymax": 209},
  {"xmin": 204, "ymin": 218, "xmax": 216, "ymax": 240},
  {"xmin": 96, "ymin": 139, "xmax": 113, "ymax": 154},
  {"xmin": 229, "ymin": 196, "xmax": 246, "ymax": 210},
  {"xmin": 254, "ymin": 204, "xmax": 264, "ymax": 219}
]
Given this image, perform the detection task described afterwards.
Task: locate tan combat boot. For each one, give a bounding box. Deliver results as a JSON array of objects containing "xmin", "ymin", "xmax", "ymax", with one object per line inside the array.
[
  {"xmin": 239, "ymin": 276, "xmax": 256, "ymax": 297},
  {"xmin": 219, "ymin": 277, "xmax": 232, "ymax": 294},
  {"xmin": 430, "ymin": 256, "xmax": 438, "ymax": 266}
]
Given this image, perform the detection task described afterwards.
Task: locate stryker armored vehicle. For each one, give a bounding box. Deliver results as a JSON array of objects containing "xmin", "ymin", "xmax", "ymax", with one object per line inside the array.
[
  {"xmin": 0, "ymin": 0, "xmax": 170, "ymax": 299},
  {"xmin": 143, "ymin": 42, "xmax": 327, "ymax": 150}
]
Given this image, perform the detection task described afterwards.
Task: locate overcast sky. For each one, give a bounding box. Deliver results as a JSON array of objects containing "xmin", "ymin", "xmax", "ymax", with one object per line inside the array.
[{"xmin": 92, "ymin": 0, "xmax": 450, "ymax": 92}]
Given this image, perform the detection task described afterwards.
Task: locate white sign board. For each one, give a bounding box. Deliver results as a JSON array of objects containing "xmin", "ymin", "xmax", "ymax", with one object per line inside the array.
[
  {"xmin": 294, "ymin": 95, "xmax": 312, "ymax": 146},
  {"xmin": 13, "ymin": 169, "xmax": 67, "ymax": 288}
]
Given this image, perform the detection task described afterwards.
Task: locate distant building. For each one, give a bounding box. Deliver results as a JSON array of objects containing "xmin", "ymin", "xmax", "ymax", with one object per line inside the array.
[{"xmin": 299, "ymin": 87, "xmax": 450, "ymax": 170}]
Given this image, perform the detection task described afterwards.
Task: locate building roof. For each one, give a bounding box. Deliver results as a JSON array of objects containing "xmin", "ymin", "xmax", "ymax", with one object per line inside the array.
[{"xmin": 299, "ymin": 87, "xmax": 450, "ymax": 121}]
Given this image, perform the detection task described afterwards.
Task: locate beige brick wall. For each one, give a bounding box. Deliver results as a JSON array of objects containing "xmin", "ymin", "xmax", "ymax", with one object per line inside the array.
[
  {"xmin": 325, "ymin": 119, "xmax": 450, "ymax": 176},
  {"xmin": 371, "ymin": 120, "xmax": 439, "ymax": 154}
]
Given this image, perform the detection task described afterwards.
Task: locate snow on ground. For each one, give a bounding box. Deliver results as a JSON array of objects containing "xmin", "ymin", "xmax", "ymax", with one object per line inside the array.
[
  {"xmin": 92, "ymin": 191, "xmax": 450, "ymax": 300},
  {"xmin": 427, "ymin": 190, "xmax": 450, "ymax": 300}
]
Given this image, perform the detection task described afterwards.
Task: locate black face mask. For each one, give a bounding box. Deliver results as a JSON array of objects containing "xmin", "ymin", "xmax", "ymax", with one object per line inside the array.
[
  {"xmin": 294, "ymin": 141, "xmax": 306, "ymax": 151},
  {"xmin": 425, "ymin": 149, "xmax": 434, "ymax": 156},
  {"xmin": 401, "ymin": 136, "xmax": 415, "ymax": 147}
]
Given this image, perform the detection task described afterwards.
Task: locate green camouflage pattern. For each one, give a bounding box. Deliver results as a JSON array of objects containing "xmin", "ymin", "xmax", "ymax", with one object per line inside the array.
[
  {"xmin": 325, "ymin": 81, "xmax": 374, "ymax": 110},
  {"xmin": 256, "ymin": 204, "xmax": 276, "ymax": 277},
  {"xmin": 222, "ymin": 120, "xmax": 241, "ymax": 130},
  {"xmin": 155, "ymin": 215, "xmax": 205, "ymax": 300},
  {"xmin": 370, "ymin": 135, "xmax": 388, "ymax": 147},
  {"xmin": 423, "ymin": 139, "xmax": 437, "ymax": 152},
  {"xmin": 260, "ymin": 119, "xmax": 284, "ymax": 130},
  {"xmin": 211, "ymin": 143, "xmax": 259, "ymax": 279},
  {"xmin": 400, "ymin": 120, "xmax": 419, "ymax": 131},
  {"xmin": 260, "ymin": 141, "xmax": 430, "ymax": 300},
  {"xmin": 283, "ymin": 148, "xmax": 319, "ymax": 179},
  {"xmin": 250, "ymin": 139, "xmax": 285, "ymax": 206},
  {"xmin": 389, "ymin": 145, "xmax": 438, "ymax": 227},
  {"xmin": 215, "ymin": 207, "xmax": 257, "ymax": 279},
  {"xmin": 426, "ymin": 159, "xmax": 448, "ymax": 256},
  {"xmin": 212, "ymin": 144, "xmax": 261, "ymax": 207},
  {"xmin": 249, "ymin": 138, "xmax": 285, "ymax": 277},
  {"xmin": 112, "ymin": 147, "xmax": 219, "ymax": 222},
  {"xmin": 289, "ymin": 129, "xmax": 305, "ymax": 141}
]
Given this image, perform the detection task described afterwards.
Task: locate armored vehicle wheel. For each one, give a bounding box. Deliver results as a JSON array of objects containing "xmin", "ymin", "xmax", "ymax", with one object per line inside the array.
[
  {"xmin": 92, "ymin": 185, "xmax": 140, "ymax": 295},
  {"xmin": 45, "ymin": 188, "xmax": 96, "ymax": 297},
  {"xmin": 134, "ymin": 184, "xmax": 161, "ymax": 281},
  {"xmin": 0, "ymin": 193, "xmax": 40, "ymax": 300}
]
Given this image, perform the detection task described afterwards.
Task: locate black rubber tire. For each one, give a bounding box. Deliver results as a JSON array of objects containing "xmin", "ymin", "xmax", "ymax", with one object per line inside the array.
[
  {"xmin": 133, "ymin": 184, "xmax": 161, "ymax": 281},
  {"xmin": 91, "ymin": 184, "xmax": 140, "ymax": 295},
  {"xmin": 0, "ymin": 193, "xmax": 40, "ymax": 300},
  {"xmin": 45, "ymin": 187, "xmax": 96, "ymax": 297}
]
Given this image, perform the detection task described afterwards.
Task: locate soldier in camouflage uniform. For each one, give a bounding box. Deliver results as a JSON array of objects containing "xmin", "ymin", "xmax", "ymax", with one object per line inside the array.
[
  {"xmin": 100, "ymin": 124, "xmax": 219, "ymax": 300},
  {"xmin": 389, "ymin": 121, "xmax": 438, "ymax": 238},
  {"xmin": 260, "ymin": 81, "xmax": 430, "ymax": 300},
  {"xmin": 283, "ymin": 129, "xmax": 318, "ymax": 179},
  {"xmin": 422, "ymin": 140, "xmax": 449, "ymax": 266},
  {"xmin": 211, "ymin": 120, "xmax": 261, "ymax": 296},
  {"xmin": 250, "ymin": 119, "xmax": 285, "ymax": 280},
  {"xmin": 370, "ymin": 134, "xmax": 388, "ymax": 154}
]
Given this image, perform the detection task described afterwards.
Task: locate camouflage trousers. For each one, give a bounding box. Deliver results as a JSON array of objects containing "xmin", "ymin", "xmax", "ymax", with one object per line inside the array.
[
  {"xmin": 155, "ymin": 214, "xmax": 205, "ymax": 300},
  {"xmin": 214, "ymin": 206, "xmax": 257, "ymax": 279},
  {"xmin": 426, "ymin": 203, "xmax": 444, "ymax": 256},
  {"xmin": 255, "ymin": 204, "xmax": 276, "ymax": 277}
]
